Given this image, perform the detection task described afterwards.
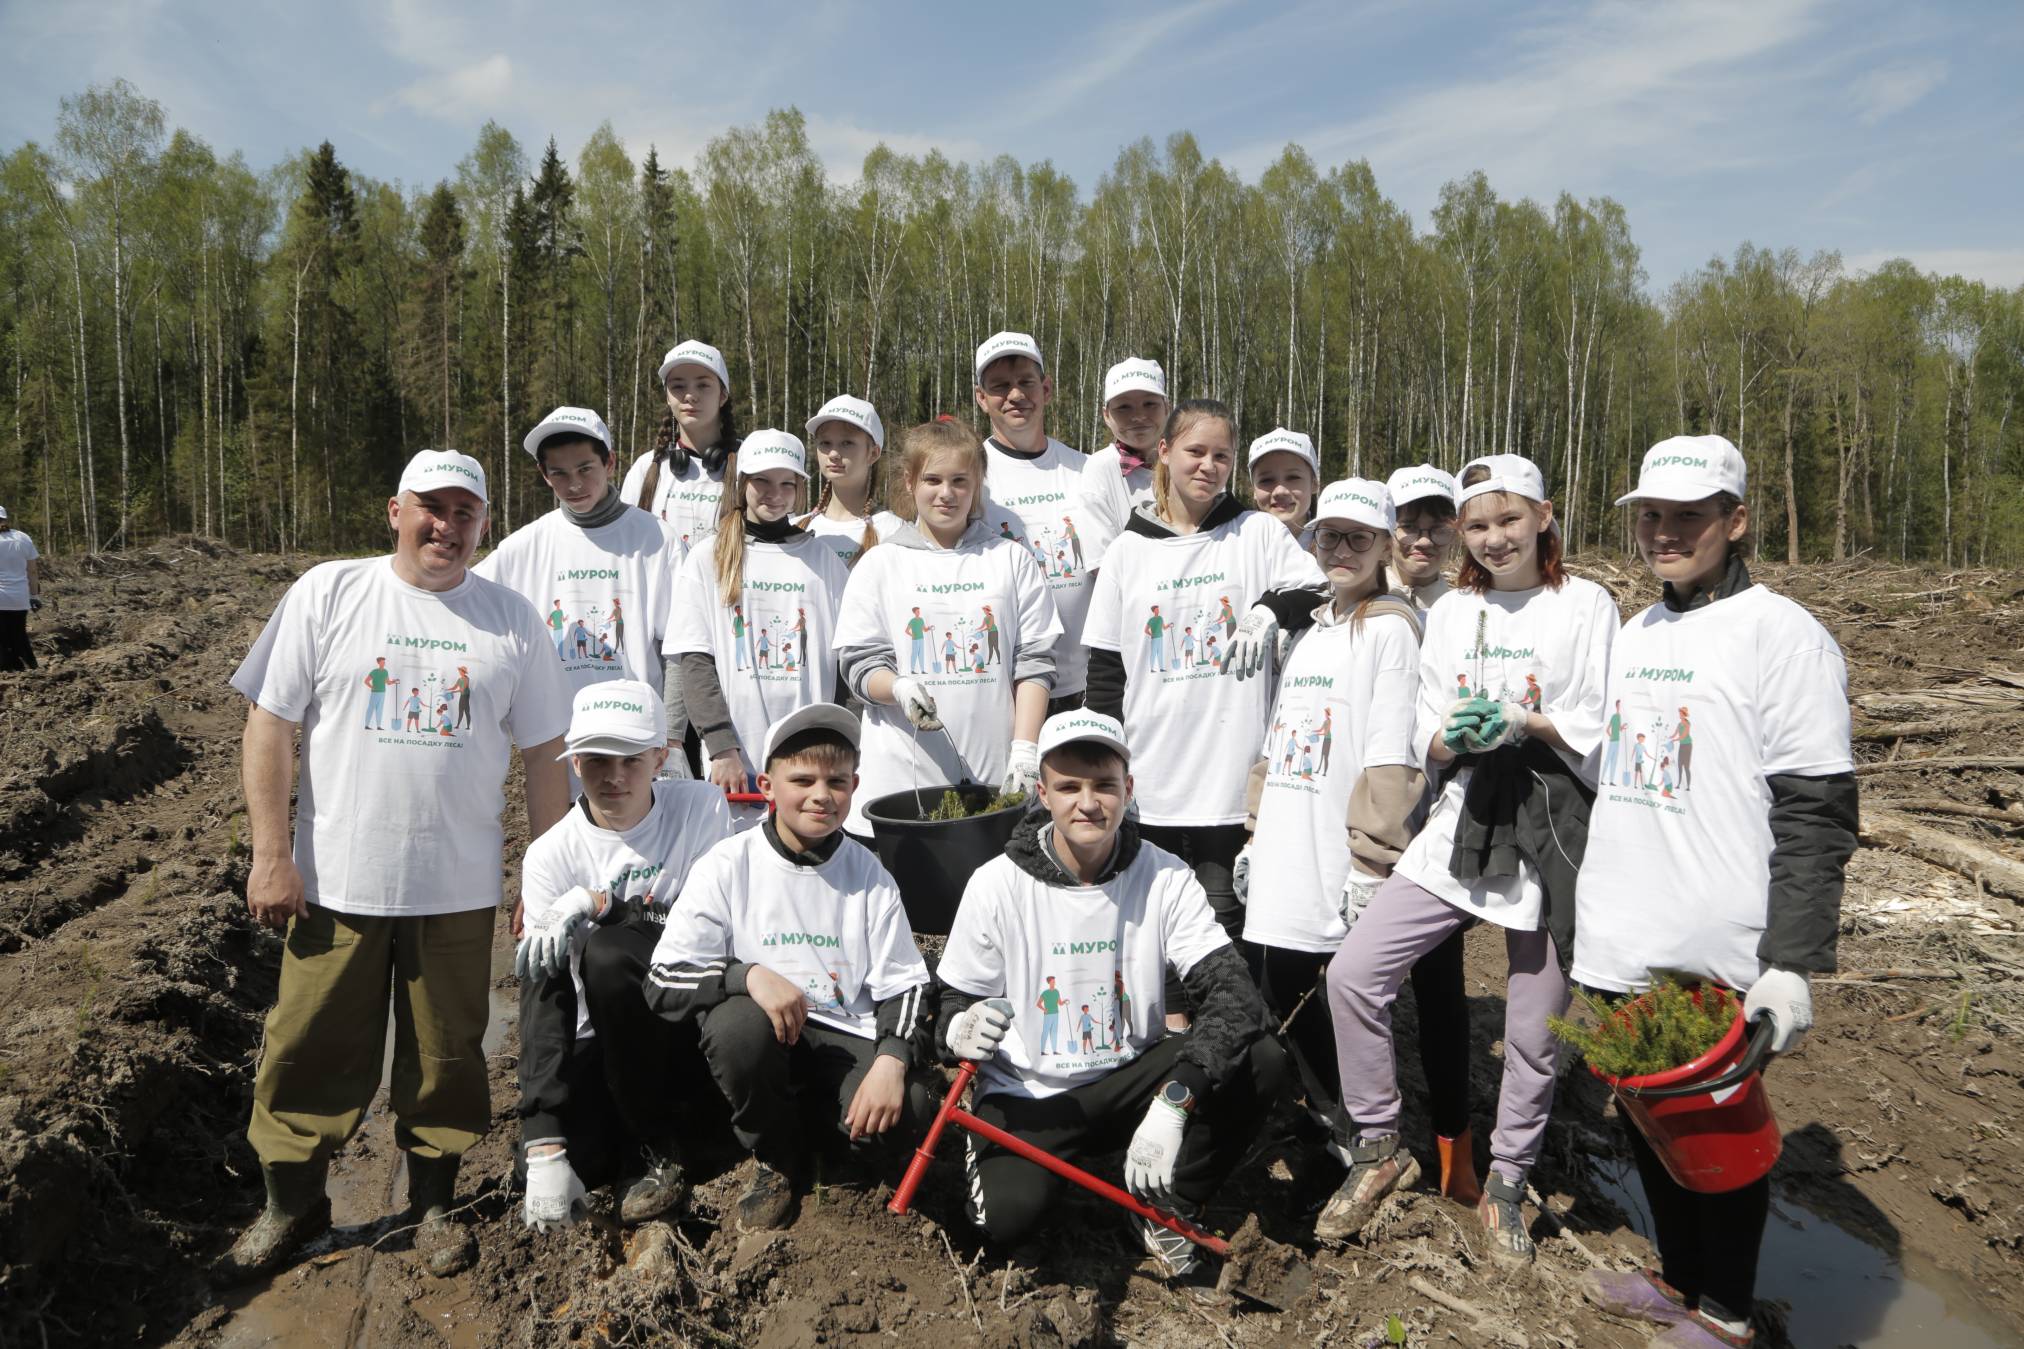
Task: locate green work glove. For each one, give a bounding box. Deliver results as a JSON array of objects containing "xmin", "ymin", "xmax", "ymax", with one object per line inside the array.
[{"xmin": 1440, "ymin": 697, "xmax": 1497, "ymax": 752}]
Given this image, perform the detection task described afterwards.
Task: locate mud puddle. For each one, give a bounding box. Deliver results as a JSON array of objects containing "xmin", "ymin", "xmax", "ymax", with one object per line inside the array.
[{"xmin": 1592, "ymin": 1158, "xmax": 2012, "ymax": 1348}]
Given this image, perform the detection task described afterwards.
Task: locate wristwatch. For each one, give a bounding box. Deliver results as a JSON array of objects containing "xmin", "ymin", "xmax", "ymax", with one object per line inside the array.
[{"xmin": 1159, "ymin": 1080, "xmax": 1195, "ymax": 1114}]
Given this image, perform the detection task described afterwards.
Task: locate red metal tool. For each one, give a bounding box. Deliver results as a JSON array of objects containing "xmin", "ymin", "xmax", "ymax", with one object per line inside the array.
[
  {"xmin": 889, "ymin": 1060, "xmax": 1231, "ymax": 1256},
  {"xmin": 725, "ymin": 791, "xmax": 767, "ymax": 804}
]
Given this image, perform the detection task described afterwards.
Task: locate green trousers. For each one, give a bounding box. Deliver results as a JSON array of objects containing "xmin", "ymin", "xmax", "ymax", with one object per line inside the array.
[{"xmin": 248, "ymin": 903, "xmax": 495, "ymax": 1168}]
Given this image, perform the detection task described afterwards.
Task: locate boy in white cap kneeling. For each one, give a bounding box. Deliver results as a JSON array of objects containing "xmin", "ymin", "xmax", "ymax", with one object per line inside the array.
[
  {"xmin": 645, "ymin": 705, "xmax": 937, "ymax": 1230},
  {"xmin": 514, "ymin": 680, "xmax": 735, "ymax": 1231},
  {"xmin": 937, "ymin": 711, "xmax": 1286, "ymax": 1282}
]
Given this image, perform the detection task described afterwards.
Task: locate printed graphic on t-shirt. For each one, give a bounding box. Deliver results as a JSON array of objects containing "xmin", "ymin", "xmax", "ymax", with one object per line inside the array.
[
  {"xmin": 1601, "ymin": 667, "xmax": 1698, "ymax": 815},
  {"xmin": 1264, "ymin": 678, "xmax": 1336, "ymax": 793},
  {"xmin": 1029, "ymin": 952, "xmax": 1141, "ymax": 1074},
  {"xmin": 758, "ymin": 924, "xmax": 856, "ymax": 1010},
  {"xmin": 543, "ymin": 570, "xmax": 630, "ymax": 677},
  {"xmin": 728, "ymin": 583, "xmax": 816, "ymax": 682},
  {"xmin": 895, "ymin": 590, "xmax": 1003, "ymax": 683},
  {"xmin": 1456, "ymin": 608, "xmax": 1547, "ymax": 712},
  {"xmin": 358, "ymin": 635, "xmax": 489, "ymax": 749},
  {"xmin": 995, "ymin": 508, "xmax": 1083, "ymax": 583},
  {"xmin": 1135, "ymin": 571, "xmax": 1236, "ymax": 680}
]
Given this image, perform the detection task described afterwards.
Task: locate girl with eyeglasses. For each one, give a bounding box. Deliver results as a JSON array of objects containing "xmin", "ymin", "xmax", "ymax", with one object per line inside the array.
[{"xmin": 1385, "ymin": 464, "xmax": 1461, "ymax": 613}]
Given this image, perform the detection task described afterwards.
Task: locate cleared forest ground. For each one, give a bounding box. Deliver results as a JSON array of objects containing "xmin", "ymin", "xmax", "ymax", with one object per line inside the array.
[{"xmin": 0, "ymin": 540, "xmax": 2019, "ymax": 1348}]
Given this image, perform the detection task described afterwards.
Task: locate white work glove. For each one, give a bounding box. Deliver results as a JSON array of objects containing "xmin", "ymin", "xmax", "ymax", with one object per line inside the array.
[
  {"xmin": 1231, "ymin": 843, "xmax": 1253, "ymax": 905},
  {"xmin": 944, "ymin": 997, "xmax": 1015, "ymax": 1062},
  {"xmin": 1339, "ymin": 869, "xmax": 1382, "ymax": 929},
  {"xmin": 1743, "ymin": 968, "xmax": 1813, "ymax": 1054},
  {"xmin": 1001, "ymin": 740, "xmax": 1041, "ymax": 796},
  {"xmin": 1124, "ymin": 1092, "xmax": 1189, "ymax": 1209},
  {"xmin": 1224, "ymin": 605, "xmax": 1280, "ymax": 682},
  {"xmin": 891, "ymin": 675, "xmax": 943, "ymax": 731},
  {"xmin": 514, "ymin": 886, "xmax": 599, "ymax": 982},
  {"xmin": 522, "ymin": 1149, "xmax": 587, "ymax": 1231}
]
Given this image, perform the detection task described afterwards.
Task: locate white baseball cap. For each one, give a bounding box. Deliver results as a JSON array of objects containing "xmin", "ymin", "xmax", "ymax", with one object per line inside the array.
[
  {"xmin": 1037, "ymin": 708, "xmax": 1130, "ymax": 765},
  {"xmin": 523, "ymin": 405, "xmax": 612, "ymax": 458},
  {"xmin": 558, "ymin": 679, "xmax": 666, "ymax": 760},
  {"xmin": 1248, "ymin": 428, "xmax": 1319, "ymax": 478},
  {"xmin": 398, "ymin": 449, "xmax": 489, "ymax": 504},
  {"xmin": 1102, "ymin": 358, "xmax": 1167, "ymax": 405},
  {"xmin": 1386, "ymin": 463, "xmax": 1458, "ymax": 512},
  {"xmin": 0, "ymin": 505, "xmax": 9, "ymax": 521},
  {"xmin": 1313, "ymin": 478, "xmax": 1395, "ymax": 533},
  {"xmin": 1617, "ymin": 435, "xmax": 1748, "ymax": 505},
  {"xmin": 806, "ymin": 395, "xmax": 886, "ymax": 449},
  {"xmin": 1458, "ymin": 453, "xmax": 1546, "ymax": 506},
  {"xmin": 738, "ymin": 429, "xmax": 810, "ymax": 480},
  {"xmin": 657, "ymin": 339, "xmax": 730, "ymax": 392},
  {"xmin": 974, "ymin": 331, "xmax": 1045, "ymax": 384},
  {"xmin": 761, "ymin": 703, "xmax": 861, "ymax": 767}
]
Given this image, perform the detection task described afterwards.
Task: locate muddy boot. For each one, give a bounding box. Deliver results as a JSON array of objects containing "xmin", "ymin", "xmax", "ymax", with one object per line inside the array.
[
  {"xmin": 1476, "ymin": 1169, "xmax": 1535, "ymax": 1263},
  {"xmin": 1580, "ymin": 1268, "xmax": 1693, "ymax": 1326},
  {"xmin": 620, "ymin": 1141, "xmax": 689, "ymax": 1225},
  {"xmin": 734, "ymin": 1158, "xmax": 797, "ymax": 1233},
  {"xmin": 211, "ymin": 1162, "xmax": 332, "ymax": 1286},
  {"xmin": 406, "ymin": 1152, "xmax": 477, "ymax": 1278},
  {"xmin": 1435, "ymin": 1127, "xmax": 1484, "ymax": 1206},
  {"xmin": 1314, "ymin": 1132, "xmax": 1421, "ymax": 1241}
]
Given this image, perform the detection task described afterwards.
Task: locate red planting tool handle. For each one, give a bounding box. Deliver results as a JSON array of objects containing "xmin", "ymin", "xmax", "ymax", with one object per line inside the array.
[
  {"xmin": 725, "ymin": 791, "xmax": 768, "ymax": 804},
  {"xmin": 888, "ymin": 1059, "xmax": 1229, "ymax": 1257}
]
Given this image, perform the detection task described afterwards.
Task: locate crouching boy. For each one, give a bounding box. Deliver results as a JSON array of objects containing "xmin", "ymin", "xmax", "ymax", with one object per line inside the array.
[
  {"xmin": 646, "ymin": 704, "xmax": 937, "ymax": 1230},
  {"xmin": 936, "ymin": 710, "xmax": 1287, "ymax": 1280},
  {"xmin": 514, "ymin": 680, "xmax": 734, "ymax": 1230}
]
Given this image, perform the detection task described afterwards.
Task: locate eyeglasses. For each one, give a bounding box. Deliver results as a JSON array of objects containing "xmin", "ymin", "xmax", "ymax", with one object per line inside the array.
[
  {"xmin": 1314, "ymin": 527, "xmax": 1381, "ymax": 554},
  {"xmin": 1395, "ymin": 518, "xmax": 1456, "ymax": 542}
]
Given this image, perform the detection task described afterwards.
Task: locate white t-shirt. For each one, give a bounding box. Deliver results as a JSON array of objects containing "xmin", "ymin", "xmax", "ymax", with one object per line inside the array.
[
  {"xmin": 0, "ymin": 529, "xmax": 38, "ymax": 610},
  {"xmin": 621, "ymin": 452, "xmax": 727, "ymax": 550},
  {"xmin": 800, "ymin": 509, "xmax": 903, "ymax": 567},
  {"xmin": 522, "ymin": 781, "xmax": 736, "ymax": 1038},
  {"xmin": 664, "ymin": 531, "xmax": 852, "ymax": 778},
  {"xmin": 938, "ymin": 834, "xmax": 1229, "ymax": 1100},
  {"xmin": 985, "ymin": 437, "xmax": 1095, "ymax": 696},
  {"xmin": 649, "ymin": 827, "xmax": 929, "ymax": 1040},
  {"xmin": 473, "ymin": 505, "xmax": 678, "ymax": 700},
  {"xmin": 1393, "ymin": 577, "xmax": 1619, "ymax": 931},
  {"xmin": 1244, "ymin": 602, "xmax": 1422, "ymax": 953},
  {"xmin": 1573, "ymin": 586, "xmax": 1853, "ymax": 994},
  {"xmin": 1077, "ymin": 445, "xmax": 1154, "ymax": 570},
  {"xmin": 1082, "ymin": 510, "xmax": 1327, "ymax": 826},
  {"xmin": 833, "ymin": 529, "xmax": 1062, "ymax": 835},
  {"xmin": 230, "ymin": 557, "xmax": 571, "ymax": 916}
]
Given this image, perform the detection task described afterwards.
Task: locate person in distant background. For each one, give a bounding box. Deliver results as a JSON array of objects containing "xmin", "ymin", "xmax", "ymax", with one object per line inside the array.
[{"xmin": 0, "ymin": 505, "xmax": 43, "ymax": 671}]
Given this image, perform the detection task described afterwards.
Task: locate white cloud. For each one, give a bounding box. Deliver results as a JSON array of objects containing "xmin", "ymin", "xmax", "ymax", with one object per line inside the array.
[
  {"xmin": 1845, "ymin": 248, "xmax": 2024, "ymax": 289},
  {"xmin": 385, "ymin": 52, "xmax": 513, "ymax": 121},
  {"xmin": 806, "ymin": 115, "xmax": 987, "ymax": 182},
  {"xmin": 1850, "ymin": 58, "xmax": 1947, "ymax": 125}
]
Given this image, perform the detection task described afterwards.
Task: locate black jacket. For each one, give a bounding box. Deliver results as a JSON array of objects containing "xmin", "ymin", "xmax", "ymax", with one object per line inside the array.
[
  {"xmin": 935, "ymin": 806, "xmax": 1274, "ymax": 1099},
  {"xmin": 1447, "ymin": 737, "xmax": 1594, "ymax": 971}
]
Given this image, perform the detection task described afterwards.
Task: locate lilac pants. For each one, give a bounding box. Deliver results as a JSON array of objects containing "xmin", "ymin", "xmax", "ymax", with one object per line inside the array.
[{"xmin": 1325, "ymin": 872, "xmax": 1569, "ymax": 1181}]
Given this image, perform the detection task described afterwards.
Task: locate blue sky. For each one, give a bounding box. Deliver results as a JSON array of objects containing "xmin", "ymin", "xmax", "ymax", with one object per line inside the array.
[{"xmin": 4, "ymin": 0, "xmax": 2020, "ymax": 290}]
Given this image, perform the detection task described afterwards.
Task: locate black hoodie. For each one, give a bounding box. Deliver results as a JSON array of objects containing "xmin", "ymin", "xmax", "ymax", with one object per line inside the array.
[{"xmin": 935, "ymin": 806, "xmax": 1275, "ymax": 1098}]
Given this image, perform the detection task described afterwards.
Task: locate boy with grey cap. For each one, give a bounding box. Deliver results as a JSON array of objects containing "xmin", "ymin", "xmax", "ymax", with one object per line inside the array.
[{"xmin": 218, "ymin": 450, "xmax": 571, "ymax": 1284}]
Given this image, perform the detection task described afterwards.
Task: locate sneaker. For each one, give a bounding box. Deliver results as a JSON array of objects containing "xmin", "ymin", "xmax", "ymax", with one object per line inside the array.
[
  {"xmin": 1314, "ymin": 1132, "xmax": 1421, "ymax": 1241},
  {"xmin": 620, "ymin": 1145, "xmax": 688, "ymax": 1225},
  {"xmin": 734, "ymin": 1159, "xmax": 797, "ymax": 1232},
  {"xmin": 1476, "ymin": 1170, "xmax": 1534, "ymax": 1263},
  {"xmin": 1651, "ymin": 1312, "xmax": 1755, "ymax": 1348},
  {"xmin": 1580, "ymin": 1268, "xmax": 1692, "ymax": 1326},
  {"xmin": 1137, "ymin": 1204, "xmax": 1203, "ymax": 1279}
]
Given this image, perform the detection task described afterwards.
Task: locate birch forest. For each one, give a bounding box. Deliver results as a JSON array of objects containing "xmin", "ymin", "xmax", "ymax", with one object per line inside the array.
[{"xmin": 4, "ymin": 80, "xmax": 2020, "ymax": 564}]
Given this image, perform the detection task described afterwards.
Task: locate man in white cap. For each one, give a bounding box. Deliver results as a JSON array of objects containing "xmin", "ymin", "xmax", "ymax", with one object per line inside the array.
[
  {"xmin": 476, "ymin": 406, "xmax": 681, "ymax": 724},
  {"xmin": 937, "ymin": 710, "xmax": 1286, "ymax": 1285},
  {"xmin": 0, "ymin": 505, "xmax": 42, "ymax": 671},
  {"xmin": 973, "ymin": 330, "xmax": 1095, "ymax": 717},
  {"xmin": 646, "ymin": 703, "xmax": 936, "ymax": 1232},
  {"xmin": 513, "ymin": 679, "xmax": 735, "ymax": 1232},
  {"xmin": 1385, "ymin": 463, "xmax": 1460, "ymax": 613},
  {"xmin": 217, "ymin": 449, "xmax": 571, "ymax": 1284},
  {"xmin": 1079, "ymin": 358, "xmax": 1168, "ymax": 566}
]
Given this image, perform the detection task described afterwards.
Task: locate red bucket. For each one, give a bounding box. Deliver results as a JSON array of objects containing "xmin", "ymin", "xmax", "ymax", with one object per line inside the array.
[{"xmin": 1591, "ymin": 987, "xmax": 1782, "ymax": 1195}]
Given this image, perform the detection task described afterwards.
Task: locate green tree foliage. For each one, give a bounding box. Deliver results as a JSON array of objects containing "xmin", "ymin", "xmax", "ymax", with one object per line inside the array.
[{"xmin": 4, "ymin": 84, "xmax": 2020, "ymax": 561}]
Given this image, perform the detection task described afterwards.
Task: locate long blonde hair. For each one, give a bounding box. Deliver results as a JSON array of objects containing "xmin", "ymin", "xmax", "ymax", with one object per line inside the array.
[
  {"xmin": 890, "ymin": 420, "xmax": 989, "ymax": 524},
  {"xmin": 711, "ymin": 471, "xmax": 805, "ymax": 607}
]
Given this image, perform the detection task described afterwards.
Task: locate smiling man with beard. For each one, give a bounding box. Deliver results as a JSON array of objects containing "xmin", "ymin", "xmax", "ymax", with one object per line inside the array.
[{"xmin": 217, "ymin": 450, "xmax": 571, "ymax": 1285}]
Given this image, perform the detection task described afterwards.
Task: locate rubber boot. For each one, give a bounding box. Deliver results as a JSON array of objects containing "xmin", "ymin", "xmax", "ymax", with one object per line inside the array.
[
  {"xmin": 406, "ymin": 1152, "xmax": 477, "ymax": 1278},
  {"xmin": 211, "ymin": 1161, "xmax": 332, "ymax": 1286},
  {"xmin": 1436, "ymin": 1127, "xmax": 1483, "ymax": 1207}
]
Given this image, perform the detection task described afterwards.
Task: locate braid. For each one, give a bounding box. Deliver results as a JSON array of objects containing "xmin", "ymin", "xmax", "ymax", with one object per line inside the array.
[{"xmin": 636, "ymin": 410, "xmax": 676, "ymax": 513}]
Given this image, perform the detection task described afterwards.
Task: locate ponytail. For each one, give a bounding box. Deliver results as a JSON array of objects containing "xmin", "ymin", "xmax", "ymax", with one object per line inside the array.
[{"xmin": 713, "ymin": 477, "xmax": 751, "ymax": 608}]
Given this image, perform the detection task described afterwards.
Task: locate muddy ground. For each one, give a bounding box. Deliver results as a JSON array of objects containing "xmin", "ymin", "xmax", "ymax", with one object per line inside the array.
[{"xmin": 0, "ymin": 540, "xmax": 2019, "ymax": 1349}]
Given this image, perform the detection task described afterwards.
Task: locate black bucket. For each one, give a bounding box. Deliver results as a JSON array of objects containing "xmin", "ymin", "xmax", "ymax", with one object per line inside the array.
[{"xmin": 864, "ymin": 784, "xmax": 1028, "ymax": 935}]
